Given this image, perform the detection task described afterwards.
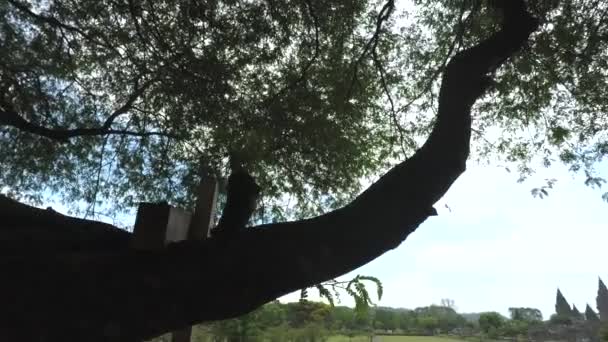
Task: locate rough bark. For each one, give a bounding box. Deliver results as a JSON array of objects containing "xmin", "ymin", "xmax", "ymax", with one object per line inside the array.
[{"xmin": 0, "ymin": 2, "xmax": 538, "ymax": 341}]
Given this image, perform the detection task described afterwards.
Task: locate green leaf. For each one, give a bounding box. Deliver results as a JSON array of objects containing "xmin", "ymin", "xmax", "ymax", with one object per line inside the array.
[
  {"xmin": 358, "ymin": 275, "xmax": 383, "ymax": 300},
  {"xmin": 315, "ymin": 284, "xmax": 335, "ymax": 307}
]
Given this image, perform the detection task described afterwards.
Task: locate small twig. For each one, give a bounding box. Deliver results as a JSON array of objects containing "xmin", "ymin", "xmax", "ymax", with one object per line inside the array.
[
  {"xmin": 287, "ymin": 0, "xmax": 321, "ymax": 91},
  {"xmin": 0, "ymin": 78, "xmax": 173, "ymax": 142},
  {"xmin": 471, "ymin": 127, "xmax": 497, "ymax": 149},
  {"xmin": 127, "ymin": 0, "xmax": 156, "ymax": 55},
  {"xmin": 264, "ymin": 0, "xmax": 321, "ymax": 106},
  {"xmin": 345, "ymin": 0, "xmax": 395, "ymax": 100},
  {"xmin": 100, "ymin": 78, "xmax": 158, "ymax": 131},
  {"xmin": 372, "ymin": 51, "xmax": 408, "ymax": 157},
  {"xmin": 85, "ymin": 134, "xmax": 110, "ymax": 219},
  {"xmin": 397, "ymin": 0, "xmax": 474, "ymax": 115}
]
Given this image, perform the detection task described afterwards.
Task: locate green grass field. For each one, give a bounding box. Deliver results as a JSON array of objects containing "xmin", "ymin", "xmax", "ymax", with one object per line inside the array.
[
  {"xmin": 328, "ymin": 336, "xmax": 467, "ymax": 342},
  {"xmin": 380, "ymin": 337, "xmax": 466, "ymax": 342}
]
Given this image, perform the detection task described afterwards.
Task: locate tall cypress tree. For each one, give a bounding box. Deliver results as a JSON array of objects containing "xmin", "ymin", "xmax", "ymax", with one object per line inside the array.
[
  {"xmin": 586, "ymin": 304, "xmax": 600, "ymax": 322},
  {"xmin": 556, "ymin": 289, "xmax": 573, "ymax": 318},
  {"xmin": 597, "ymin": 277, "xmax": 608, "ymax": 322}
]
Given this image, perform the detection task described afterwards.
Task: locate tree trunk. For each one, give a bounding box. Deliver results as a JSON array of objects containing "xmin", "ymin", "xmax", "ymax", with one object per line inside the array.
[{"xmin": 0, "ymin": 2, "xmax": 538, "ymax": 341}]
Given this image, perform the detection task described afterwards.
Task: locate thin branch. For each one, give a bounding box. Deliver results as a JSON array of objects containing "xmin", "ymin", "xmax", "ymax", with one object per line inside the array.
[
  {"xmin": 372, "ymin": 50, "xmax": 408, "ymax": 157},
  {"xmin": 0, "ymin": 78, "xmax": 174, "ymax": 142},
  {"xmin": 345, "ymin": 0, "xmax": 395, "ymax": 100},
  {"xmin": 100, "ymin": 78, "xmax": 157, "ymax": 131},
  {"xmin": 471, "ymin": 127, "xmax": 497, "ymax": 149},
  {"xmin": 264, "ymin": 0, "xmax": 321, "ymax": 106},
  {"xmin": 144, "ymin": 0, "xmax": 171, "ymax": 52},
  {"xmin": 127, "ymin": 0, "xmax": 154, "ymax": 52},
  {"xmin": 397, "ymin": 0, "xmax": 475, "ymax": 115},
  {"xmin": 85, "ymin": 134, "xmax": 110, "ymax": 220},
  {"xmin": 7, "ymin": 0, "xmax": 119, "ymax": 54},
  {"xmin": 296, "ymin": 0, "xmax": 321, "ymax": 85},
  {"xmin": 579, "ymin": 5, "xmax": 608, "ymax": 60},
  {"xmin": 367, "ymin": 1, "xmax": 473, "ymax": 155},
  {"xmin": 287, "ymin": 0, "xmax": 321, "ymax": 91}
]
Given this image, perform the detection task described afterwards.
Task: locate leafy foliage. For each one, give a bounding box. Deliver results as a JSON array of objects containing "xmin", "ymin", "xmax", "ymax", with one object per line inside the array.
[
  {"xmin": 478, "ymin": 312, "xmax": 505, "ymax": 337},
  {"xmin": 414, "ymin": 305, "xmax": 466, "ymax": 334},
  {"xmin": 186, "ymin": 300, "xmax": 473, "ymax": 340},
  {"xmin": 1, "ymin": 0, "xmax": 607, "ymax": 221},
  {"xmin": 0, "ymin": 0, "xmax": 403, "ymax": 218},
  {"xmin": 509, "ymin": 307, "xmax": 543, "ymax": 322},
  {"xmin": 164, "ymin": 300, "xmax": 552, "ymax": 341},
  {"xmin": 301, "ymin": 275, "xmax": 383, "ymax": 313},
  {"xmin": 406, "ymin": 0, "xmax": 608, "ymax": 188},
  {"xmin": 531, "ymin": 178, "xmax": 556, "ymax": 199}
]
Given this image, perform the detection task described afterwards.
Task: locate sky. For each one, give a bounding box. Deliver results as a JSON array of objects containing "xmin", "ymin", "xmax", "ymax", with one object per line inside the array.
[{"xmin": 282, "ymin": 161, "xmax": 608, "ymax": 319}]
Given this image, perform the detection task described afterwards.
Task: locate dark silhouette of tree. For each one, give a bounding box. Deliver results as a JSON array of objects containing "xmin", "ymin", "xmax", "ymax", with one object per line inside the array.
[
  {"xmin": 556, "ymin": 289, "xmax": 573, "ymax": 319},
  {"xmin": 598, "ymin": 278, "xmax": 608, "ymax": 322},
  {"xmin": 586, "ymin": 304, "xmax": 600, "ymax": 322},
  {"xmin": 572, "ymin": 305, "xmax": 583, "ymax": 320},
  {"xmin": 0, "ymin": 0, "xmax": 574, "ymax": 340},
  {"xmin": 478, "ymin": 312, "xmax": 504, "ymax": 337},
  {"xmin": 509, "ymin": 307, "xmax": 543, "ymax": 322}
]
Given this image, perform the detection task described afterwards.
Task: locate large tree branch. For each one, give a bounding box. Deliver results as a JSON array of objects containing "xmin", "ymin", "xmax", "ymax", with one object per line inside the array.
[{"xmin": 0, "ymin": 1, "xmax": 538, "ymax": 341}]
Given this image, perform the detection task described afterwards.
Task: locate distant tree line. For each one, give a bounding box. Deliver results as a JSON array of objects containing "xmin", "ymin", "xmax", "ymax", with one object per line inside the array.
[
  {"xmin": 150, "ymin": 277, "xmax": 608, "ymax": 342},
  {"xmin": 551, "ymin": 277, "xmax": 608, "ymax": 323},
  {"xmin": 528, "ymin": 277, "xmax": 608, "ymax": 342},
  {"xmin": 149, "ymin": 299, "xmax": 546, "ymax": 342},
  {"xmin": 205, "ymin": 300, "xmax": 471, "ymax": 341}
]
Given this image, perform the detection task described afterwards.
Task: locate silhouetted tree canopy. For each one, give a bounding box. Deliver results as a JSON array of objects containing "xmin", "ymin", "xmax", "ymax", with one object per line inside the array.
[
  {"xmin": 1, "ymin": 0, "xmax": 606, "ymax": 219},
  {"xmin": 509, "ymin": 307, "xmax": 543, "ymax": 322},
  {"xmin": 586, "ymin": 304, "xmax": 600, "ymax": 322},
  {"xmin": 556, "ymin": 289, "xmax": 573, "ymax": 319},
  {"xmin": 598, "ymin": 278, "xmax": 608, "ymax": 321},
  {"xmin": 0, "ymin": 0, "xmax": 604, "ymax": 340}
]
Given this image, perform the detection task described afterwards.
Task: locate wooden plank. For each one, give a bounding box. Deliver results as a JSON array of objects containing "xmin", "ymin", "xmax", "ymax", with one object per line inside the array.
[
  {"xmin": 188, "ymin": 176, "xmax": 218, "ymax": 240},
  {"xmin": 131, "ymin": 177, "xmax": 218, "ymax": 342}
]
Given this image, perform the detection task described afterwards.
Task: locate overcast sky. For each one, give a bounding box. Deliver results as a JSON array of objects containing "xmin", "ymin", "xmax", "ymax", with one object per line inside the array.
[{"xmin": 283, "ymin": 161, "xmax": 608, "ymax": 319}]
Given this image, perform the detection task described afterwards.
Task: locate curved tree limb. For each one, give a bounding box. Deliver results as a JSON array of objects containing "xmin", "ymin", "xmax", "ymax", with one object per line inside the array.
[{"xmin": 0, "ymin": 1, "xmax": 538, "ymax": 340}]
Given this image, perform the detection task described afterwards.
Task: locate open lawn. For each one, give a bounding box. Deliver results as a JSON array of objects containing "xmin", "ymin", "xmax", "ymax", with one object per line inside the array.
[
  {"xmin": 328, "ymin": 336, "xmax": 467, "ymax": 342},
  {"xmin": 381, "ymin": 337, "xmax": 466, "ymax": 342}
]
